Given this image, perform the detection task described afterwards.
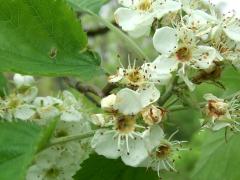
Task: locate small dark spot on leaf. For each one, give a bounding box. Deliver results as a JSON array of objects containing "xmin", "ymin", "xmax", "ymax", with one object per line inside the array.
[{"xmin": 49, "ymin": 47, "xmax": 58, "ymax": 59}]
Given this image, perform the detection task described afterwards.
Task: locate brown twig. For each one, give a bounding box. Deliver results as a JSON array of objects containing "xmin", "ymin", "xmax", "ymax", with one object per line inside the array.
[
  {"xmin": 75, "ymin": 81, "xmax": 103, "ymax": 97},
  {"xmin": 63, "ymin": 77, "xmax": 101, "ymax": 107},
  {"xmin": 102, "ymin": 83, "xmax": 118, "ymax": 96}
]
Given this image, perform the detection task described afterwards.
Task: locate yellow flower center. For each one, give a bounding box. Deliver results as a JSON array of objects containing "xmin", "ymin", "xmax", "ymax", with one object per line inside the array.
[
  {"xmin": 115, "ymin": 116, "xmax": 136, "ymax": 134},
  {"xmin": 137, "ymin": 0, "xmax": 152, "ymax": 11},
  {"xmin": 125, "ymin": 69, "xmax": 145, "ymax": 86}
]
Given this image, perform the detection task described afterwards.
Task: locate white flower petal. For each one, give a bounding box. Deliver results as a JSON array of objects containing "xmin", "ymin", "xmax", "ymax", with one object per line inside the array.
[
  {"xmin": 13, "ymin": 73, "xmax": 35, "ymax": 89},
  {"xmin": 37, "ymin": 106, "xmax": 60, "ymax": 120},
  {"xmin": 90, "ymin": 114, "xmax": 106, "ymax": 127},
  {"xmin": 224, "ymin": 25, "xmax": 240, "ymax": 42},
  {"xmin": 60, "ymin": 109, "xmax": 82, "ymax": 122},
  {"xmin": 114, "ymin": 7, "xmax": 153, "ymax": 37},
  {"xmin": 62, "ymin": 91, "xmax": 79, "ymax": 107},
  {"xmin": 152, "ymin": 55, "xmax": 179, "ymax": 74},
  {"xmin": 91, "ymin": 130, "xmax": 120, "ymax": 159},
  {"xmin": 153, "ymin": 27, "xmax": 178, "ymax": 54},
  {"xmin": 137, "ymin": 84, "xmax": 160, "ymax": 107},
  {"xmin": 14, "ymin": 105, "xmax": 35, "ymax": 120},
  {"xmin": 118, "ymin": 0, "xmax": 139, "ymax": 8},
  {"xmin": 121, "ymin": 137, "xmax": 149, "ymax": 167},
  {"xmin": 192, "ymin": 46, "xmax": 217, "ymax": 69},
  {"xmin": 153, "ymin": 0, "xmax": 181, "ymax": 19},
  {"xmin": 108, "ymin": 68, "xmax": 124, "ymax": 83},
  {"xmin": 114, "ymin": 88, "xmax": 143, "ymax": 115},
  {"xmin": 142, "ymin": 55, "xmax": 178, "ymax": 85},
  {"xmin": 101, "ymin": 94, "xmax": 117, "ymax": 111},
  {"xmin": 212, "ymin": 122, "xmax": 230, "ymax": 131},
  {"xmin": 143, "ymin": 125, "xmax": 164, "ymax": 151},
  {"xmin": 20, "ymin": 86, "xmax": 38, "ymax": 103}
]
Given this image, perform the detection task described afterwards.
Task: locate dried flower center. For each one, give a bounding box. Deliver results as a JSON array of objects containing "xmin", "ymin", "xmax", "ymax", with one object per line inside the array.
[
  {"xmin": 156, "ymin": 143, "xmax": 172, "ymax": 159},
  {"xmin": 115, "ymin": 116, "xmax": 135, "ymax": 134},
  {"xmin": 137, "ymin": 0, "xmax": 152, "ymax": 11},
  {"xmin": 208, "ymin": 100, "xmax": 228, "ymax": 117},
  {"xmin": 175, "ymin": 47, "xmax": 192, "ymax": 62}
]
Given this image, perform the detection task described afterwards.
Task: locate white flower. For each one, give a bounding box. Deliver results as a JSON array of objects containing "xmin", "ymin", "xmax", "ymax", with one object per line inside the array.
[
  {"xmin": 14, "ymin": 104, "xmax": 35, "ymax": 121},
  {"xmin": 33, "ymin": 96, "xmax": 62, "ymax": 121},
  {"xmin": 183, "ymin": 10, "xmax": 217, "ymax": 37},
  {"xmin": 140, "ymin": 131, "xmax": 187, "ymax": 176},
  {"xmin": 114, "ymin": 0, "xmax": 181, "ymax": 37},
  {"xmin": 109, "ymin": 59, "xmax": 172, "ymax": 87},
  {"xmin": 113, "ymin": 85, "xmax": 160, "ymax": 115},
  {"xmin": 13, "ymin": 73, "xmax": 35, "ymax": 89},
  {"xmin": 211, "ymin": 11, "xmax": 240, "ymax": 42},
  {"xmin": 17, "ymin": 86, "xmax": 38, "ymax": 103},
  {"xmin": 153, "ymin": 26, "xmax": 218, "ymax": 90},
  {"xmin": 26, "ymin": 142, "xmax": 87, "ymax": 180},
  {"xmin": 91, "ymin": 114, "xmax": 164, "ymax": 167},
  {"xmin": 60, "ymin": 91, "xmax": 83, "ymax": 122}
]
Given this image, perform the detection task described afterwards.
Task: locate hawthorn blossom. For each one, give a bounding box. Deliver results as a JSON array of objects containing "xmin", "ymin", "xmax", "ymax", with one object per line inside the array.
[
  {"xmin": 33, "ymin": 96, "xmax": 62, "ymax": 122},
  {"xmin": 91, "ymin": 114, "xmax": 164, "ymax": 167},
  {"xmin": 114, "ymin": 0, "xmax": 181, "ymax": 37},
  {"xmin": 109, "ymin": 59, "xmax": 173, "ymax": 87},
  {"xmin": 141, "ymin": 131, "xmax": 187, "ymax": 176},
  {"xmin": 59, "ymin": 91, "xmax": 83, "ymax": 122},
  {"xmin": 153, "ymin": 26, "xmax": 218, "ymax": 90}
]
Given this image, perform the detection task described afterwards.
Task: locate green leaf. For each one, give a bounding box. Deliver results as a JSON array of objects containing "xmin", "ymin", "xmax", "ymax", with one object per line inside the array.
[
  {"xmin": 0, "ymin": 73, "xmax": 8, "ymax": 96},
  {"xmin": 67, "ymin": 0, "xmax": 109, "ymax": 13},
  {"xmin": 0, "ymin": 0, "xmax": 103, "ymax": 79},
  {"xmin": 192, "ymin": 130, "xmax": 240, "ymax": 180},
  {"xmin": 67, "ymin": 0, "xmax": 149, "ymax": 61},
  {"xmin": 0, "ymin": 120, "xmax": 58, "ymax": 180},
  {"xmin": 74, "ymin": 155, "xmax": 158, "ymax": 180}
]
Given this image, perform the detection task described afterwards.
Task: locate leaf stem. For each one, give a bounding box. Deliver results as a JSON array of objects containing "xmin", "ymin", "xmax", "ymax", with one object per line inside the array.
[{"xmin": 158, "ymin": 75, "xmax": 178, "ymax": 106}]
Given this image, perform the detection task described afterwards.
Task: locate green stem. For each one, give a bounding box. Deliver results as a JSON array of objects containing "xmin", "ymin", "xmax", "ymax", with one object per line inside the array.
[
  {"xmin": 91, "ymin": 14, "xmax": 149, "ymax": 61},
  {"xmin": 158, "ymin": 75, "xmax": 178, "ymax": 106},
  {"xmin": 168, "ymin": 102, "xmax": 205, "ymax": 112},
  {"xmin": 47, "ymin": 131, "xmax": 95, "ymax": 148}
]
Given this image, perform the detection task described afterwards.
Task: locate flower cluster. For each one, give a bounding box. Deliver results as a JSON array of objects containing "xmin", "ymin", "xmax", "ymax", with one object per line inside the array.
[
  {"xmin": 0, "ymin": 74, "xmax": 92, "ymax": 180},
  {"xmin": 114, "ymin": 0, "xmax": 240, "ymax": 90},
  {"xmin": 89, "ymin": 0, "xmax": 240, "ymax": 176}
]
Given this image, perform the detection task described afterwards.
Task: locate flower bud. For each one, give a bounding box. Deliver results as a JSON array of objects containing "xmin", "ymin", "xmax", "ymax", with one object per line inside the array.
[
  {"xmin": 141, "ymin": 105, "xmax": 165, "ymax": 125},
  {"xmin": 13, "ymin": 73, "xmax": 35, "ymax": 89},
  {"xmin": 101, "ymin": 94, "xmax": 117, "ymax": 111}
]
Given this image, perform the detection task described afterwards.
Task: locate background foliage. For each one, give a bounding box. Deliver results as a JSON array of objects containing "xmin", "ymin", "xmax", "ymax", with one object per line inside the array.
[{"xmin": 0, "ymin": 0, "xmax": 239, "ymax": 179}]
